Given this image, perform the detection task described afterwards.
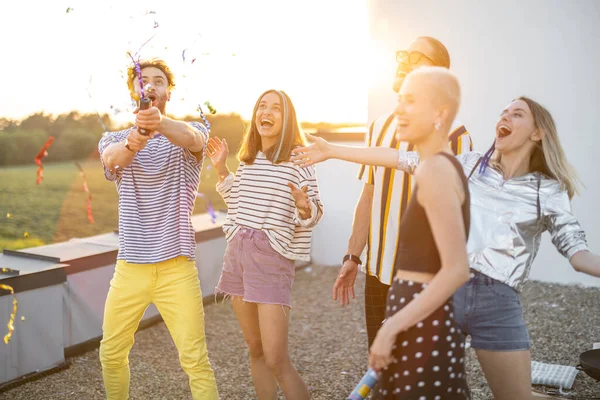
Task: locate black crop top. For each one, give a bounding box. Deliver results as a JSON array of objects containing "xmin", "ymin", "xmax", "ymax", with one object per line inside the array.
[{"xmin": 394, "ymin": 152, "xmax": 470, "ymax": 275}]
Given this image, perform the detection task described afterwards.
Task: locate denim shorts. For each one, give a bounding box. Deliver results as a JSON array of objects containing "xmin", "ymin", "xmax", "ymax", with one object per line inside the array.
[
  {"xmin": 216, "ymin": 228, "xmax": 295, "ymax": 308},
  {"xmin": 452, "ymin": 270, "xmax": 530, "ymax": 351}
]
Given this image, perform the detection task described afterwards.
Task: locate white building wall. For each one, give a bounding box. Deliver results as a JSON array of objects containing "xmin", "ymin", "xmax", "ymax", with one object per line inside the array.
[{"xmin": 311, "ymin": 0, "xmax": 600, "ymax": 288}]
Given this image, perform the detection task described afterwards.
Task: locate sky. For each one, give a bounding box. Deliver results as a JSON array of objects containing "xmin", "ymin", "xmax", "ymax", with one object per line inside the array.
[{"xmin": 1, "ymin": 0, "xmax": 369, "ymax": 124}]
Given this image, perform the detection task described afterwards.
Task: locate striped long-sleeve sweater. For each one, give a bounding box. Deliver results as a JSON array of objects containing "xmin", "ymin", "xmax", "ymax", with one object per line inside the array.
[{"xmin": 217, "ymin": 151, "xmax": 324, "ymax": 261}]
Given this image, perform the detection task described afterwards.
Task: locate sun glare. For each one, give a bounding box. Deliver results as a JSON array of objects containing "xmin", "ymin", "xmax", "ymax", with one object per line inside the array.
[{"xmin": 1, "ymin": 0, "xmax": 368, "ymax": 124}]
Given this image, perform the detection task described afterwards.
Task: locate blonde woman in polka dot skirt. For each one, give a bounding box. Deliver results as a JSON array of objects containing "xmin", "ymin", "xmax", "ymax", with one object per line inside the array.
[
  {"xmin": 293, "ymin": 69, "xmax": 471, "ymax": 400},
  {"xmin": 369, "ymin": 67, "xmax": 470, "ymax": 400},
  {"xmin": 293, "ymin": 66, "xmax": 472, "ymax": 398},
  {"xmin": 365, "ymin": 68, "xmax": 471, "ymax": 400}
]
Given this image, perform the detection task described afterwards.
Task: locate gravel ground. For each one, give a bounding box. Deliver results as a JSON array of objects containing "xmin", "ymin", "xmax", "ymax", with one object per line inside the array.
[{"xmin": 1, "ymin": 265, "xmax": 599, "ymax": 399}]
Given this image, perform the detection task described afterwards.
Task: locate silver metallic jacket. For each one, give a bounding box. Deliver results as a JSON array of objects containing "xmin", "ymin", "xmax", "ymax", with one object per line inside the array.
[{"xmin": 397, "ymin": 151, "xmax": 588, "ymax": 291}]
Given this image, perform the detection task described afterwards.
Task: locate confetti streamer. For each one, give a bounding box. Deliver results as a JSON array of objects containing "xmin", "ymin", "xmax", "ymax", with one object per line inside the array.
[
  {"xmin": 86, "ymin": 76, "xmax": 110, "ymax": 132},
  {"xmin": 34, "ymin": 136, "xmax": 54, "ymax": 185},
  {"xmin": 74, "ymin": 162, "xmax": 95, "ymax": 224},
  {"xmin": 126, "ymin": 17, "xmax": 160, "ymax": 102},
  {"xmin": 128, "ymin": 53, "xmax": 146, "ymax": 100},
  {"xmin": 1, "ymin": 284, "xmax": 18, "ymax": 344},
  {"xmin": 181, "ymin": 47, "xmax": 197, "ymax": 65},
  {"xmin": 197, "ymin": 104, "xmax": 212, "ymax": 132},
  {"xmin": 196, "ymin": 192, "xmax": 217, "ymax": 223}
]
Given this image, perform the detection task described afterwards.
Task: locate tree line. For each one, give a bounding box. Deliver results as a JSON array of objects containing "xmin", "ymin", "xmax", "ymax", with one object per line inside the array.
[{"xmin": 0, "ymin": 112, "xmax": 361, "ymax": 167}]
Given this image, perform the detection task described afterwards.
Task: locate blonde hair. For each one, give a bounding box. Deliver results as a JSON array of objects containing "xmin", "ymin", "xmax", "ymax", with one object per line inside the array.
[
  {"xmin": 484, "ymin": 96, "xmax": 582, "ymax": 198},
  {"xmin": 407, "ymin": 66, "xmax": 461, "ymax": 125},
  {"xmin": 238, "ymin": 90, "xmax": 307, "ymax": 164}
]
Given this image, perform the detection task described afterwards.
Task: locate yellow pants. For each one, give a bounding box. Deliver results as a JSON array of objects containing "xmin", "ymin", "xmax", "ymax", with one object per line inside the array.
[{"xmin": 99, "ymin": 256, "xmax": 218, "ymax": 400}]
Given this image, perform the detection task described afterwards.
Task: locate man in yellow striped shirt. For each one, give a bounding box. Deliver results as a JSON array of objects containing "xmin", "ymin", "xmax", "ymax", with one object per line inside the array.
[{"xmin": 333, "ymin": 36, "xmax": 474, "ymax": 348}]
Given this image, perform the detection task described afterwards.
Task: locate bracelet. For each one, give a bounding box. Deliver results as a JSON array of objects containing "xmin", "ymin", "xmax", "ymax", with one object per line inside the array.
[{"xmin": 343, "ymin": 254, "xmax": 362, "ymax": 265}]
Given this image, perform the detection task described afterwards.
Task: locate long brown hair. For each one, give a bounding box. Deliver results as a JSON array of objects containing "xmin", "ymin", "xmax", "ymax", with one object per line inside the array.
[
  {"xmin": 482, "ymin": 96, "xmax": 582, "ymax": 198},
  {"xmin": 238, "ymin": 90, "xmax": 307, "ymax": 164}
]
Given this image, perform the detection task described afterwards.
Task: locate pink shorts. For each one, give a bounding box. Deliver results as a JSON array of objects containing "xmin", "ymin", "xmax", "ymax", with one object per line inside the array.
[{"xmin": 216, "ymin": 228, "xmax": 295, "ymax": 308}]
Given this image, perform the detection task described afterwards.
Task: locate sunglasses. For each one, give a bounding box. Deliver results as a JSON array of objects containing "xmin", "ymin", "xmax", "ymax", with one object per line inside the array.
[{"xmin": 396, "ymin": 50, "xmax": 435, "ymax": 65}]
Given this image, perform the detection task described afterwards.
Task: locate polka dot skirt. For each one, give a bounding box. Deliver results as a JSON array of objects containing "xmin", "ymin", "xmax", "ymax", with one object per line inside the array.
[{"xmin": 372, "ymin": 278, "xmax": 470, "ymax": 399}]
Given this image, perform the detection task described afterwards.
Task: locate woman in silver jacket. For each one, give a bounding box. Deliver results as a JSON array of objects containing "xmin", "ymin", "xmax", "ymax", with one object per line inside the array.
[{"xmin": 291, "ymin": 96, "xmax": 600, "ymax": 400}]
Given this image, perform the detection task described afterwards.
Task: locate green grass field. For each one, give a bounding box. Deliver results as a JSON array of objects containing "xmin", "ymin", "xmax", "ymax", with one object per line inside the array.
[{"xmin": 0, "ymin": 157, "xmax": 239, "ymax": 250}]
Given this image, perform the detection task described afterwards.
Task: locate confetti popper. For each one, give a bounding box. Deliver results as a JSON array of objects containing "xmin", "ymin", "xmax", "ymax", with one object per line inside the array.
[
  {"xmin": 137, "ymin": 96, "xmax": 152, "ymax": 136},
  {"xmin": 347, "ymin": 368, "xmax": 380, "ymax": 400},
  {"xmin": 74, "ymin": 162, "xmax": 95, "ymax": 224},
  {"xmin": 196, "ymin": 192, "xmax": 217, "ymax": 223},
  {"xmin": 0, "ymin": 284, "xmax": 18, "ymax": 344},
  {"xmin": 35, "ymin": 136, "xmax": 54, "ymax": 185}
]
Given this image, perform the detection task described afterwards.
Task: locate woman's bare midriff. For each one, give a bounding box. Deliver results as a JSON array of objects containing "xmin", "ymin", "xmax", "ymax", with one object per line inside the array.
[{"xmin": 395, "ymin": 269, "xmax": 436, "ymax": 284}]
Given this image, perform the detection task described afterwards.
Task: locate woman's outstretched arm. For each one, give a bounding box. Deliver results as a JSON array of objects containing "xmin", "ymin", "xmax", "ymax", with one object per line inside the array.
[{"xmin": 291, "ymin": 134, "xmax": 400, "ymax": 169}]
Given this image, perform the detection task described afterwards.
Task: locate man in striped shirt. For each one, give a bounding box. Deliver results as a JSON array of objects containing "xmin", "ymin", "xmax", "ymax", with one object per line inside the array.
[
  {"xmin": 333, "ymin": 37, "xmax": 474, "ymax": 348},
  {"xmin": 98, "ymin": 59, "xmax": 218, "ymax": 399}
]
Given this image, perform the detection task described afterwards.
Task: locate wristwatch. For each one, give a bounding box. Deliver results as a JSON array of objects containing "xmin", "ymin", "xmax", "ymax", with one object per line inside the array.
[
  {"xmin": 124, "ymin": 138, "xmax": 135, "ymax": 153},
  {"xmin": 343, "ymin": 254, "xmax": 362, "ymax": 265}
]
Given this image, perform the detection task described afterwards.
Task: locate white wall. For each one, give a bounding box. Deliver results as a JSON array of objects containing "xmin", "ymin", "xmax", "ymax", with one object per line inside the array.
[
  {"xmin": 366, "ymin": 0, "xmax": 600, "ymax": 287},
  {"xmin": 311, "ymin": 154, "xmax": 365, "ymax": 267}
]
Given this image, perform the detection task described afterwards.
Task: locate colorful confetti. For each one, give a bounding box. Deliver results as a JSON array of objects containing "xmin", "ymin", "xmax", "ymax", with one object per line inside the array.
[
  {"xmin": 204, "ymin": 101, "xmax": 217, "ymax": 114},
  {"xmin": 181, "ymin": 49, "xmax": 197, "ymax": 65},
  {"xmin": 128, "ymin": 53, "xmax": 146, "ymax": 100},
  {"xmin": 34, "ymin": 136, "xmax": 54, "ymax": 185},
  {"xmin": 74, "ymin": 162, "xmax": 95, "ymax": 224},
  {"xmin": 196, "ymin": 192, "xmax": 217, "ymax": 224},
  {"xmin": 0, "ymin": 284, "xmax": 17, "ymax": 344}
]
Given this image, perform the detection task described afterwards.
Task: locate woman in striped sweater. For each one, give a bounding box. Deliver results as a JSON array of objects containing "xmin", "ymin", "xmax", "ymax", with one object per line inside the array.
[{"xmin": 206, "ymin": 89, "xmax": 323, "ymax": 400}]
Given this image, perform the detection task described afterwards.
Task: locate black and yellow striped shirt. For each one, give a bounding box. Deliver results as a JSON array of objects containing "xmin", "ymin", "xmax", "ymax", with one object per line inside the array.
[{"xmin": 358, "ymin": 113, "xmax": 473, "ymax": 285}]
